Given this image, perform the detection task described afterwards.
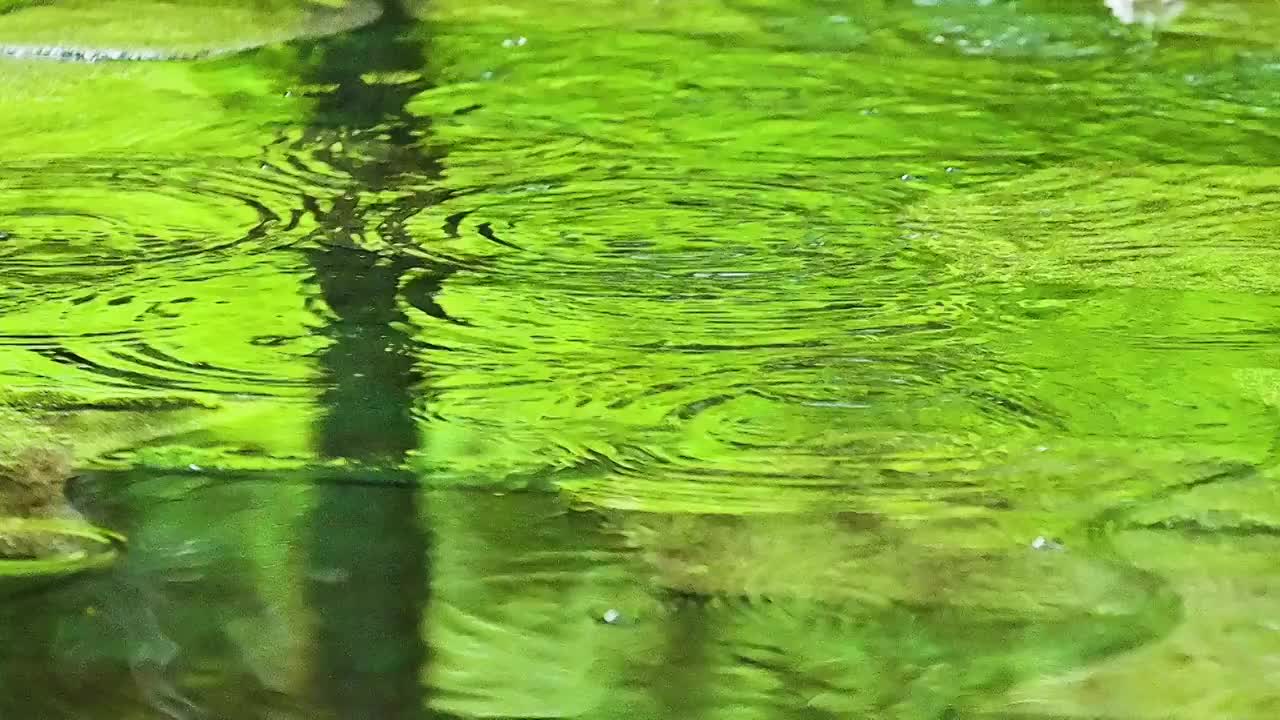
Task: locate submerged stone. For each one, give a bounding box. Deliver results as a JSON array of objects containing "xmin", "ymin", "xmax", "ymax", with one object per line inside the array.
[
  {"xmin": 0, "ymin": 407, "xmax": 77, "ymax": 558},
  {"xmin": 0, "ymin": 0, "xmax": 382, "ymax": 61}
]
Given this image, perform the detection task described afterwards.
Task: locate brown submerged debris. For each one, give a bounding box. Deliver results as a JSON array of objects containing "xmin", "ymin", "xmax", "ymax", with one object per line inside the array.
[{"xmin": 0, "ymin": 408, "xmax": 81, "ymax": 559}]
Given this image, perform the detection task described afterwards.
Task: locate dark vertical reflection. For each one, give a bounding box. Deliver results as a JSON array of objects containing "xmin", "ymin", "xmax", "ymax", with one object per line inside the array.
[
  {"xmin": 309, "ymin": 249, "xmax": 423, "ymax": 460},
  {"xmin": 306, "ymin": 256, "xmax": 431, "ymax": 720},
  {"xmin": 297, "ymin": 3, "xmax": 443, "ymax": 718},
  {"xmin": 656, "ymin": 596, "xmax": 714, "ymax": 720}
]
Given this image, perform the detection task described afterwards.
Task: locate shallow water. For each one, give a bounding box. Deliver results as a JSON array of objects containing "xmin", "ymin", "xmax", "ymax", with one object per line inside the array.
[{"xmin": 2, "ymin": 0, "xmax": 1280, "ymax": 717}]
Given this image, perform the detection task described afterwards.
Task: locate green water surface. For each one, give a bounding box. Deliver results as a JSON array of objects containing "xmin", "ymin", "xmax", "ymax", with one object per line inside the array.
[{"xmin": 1, "ymin": 0, "xmax": 1280, "ymax": 718}]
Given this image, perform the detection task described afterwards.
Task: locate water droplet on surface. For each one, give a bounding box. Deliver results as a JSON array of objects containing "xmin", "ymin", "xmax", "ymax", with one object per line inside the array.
[{"xmin": 1031, "ymin": 536, "xmax": 1064, "ymax": 551}]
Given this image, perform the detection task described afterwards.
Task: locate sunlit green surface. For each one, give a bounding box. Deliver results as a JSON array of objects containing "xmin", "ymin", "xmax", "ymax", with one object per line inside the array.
[{"xmin": 1, "ymin": 0, "xmax": 1280, "ymax": 718}]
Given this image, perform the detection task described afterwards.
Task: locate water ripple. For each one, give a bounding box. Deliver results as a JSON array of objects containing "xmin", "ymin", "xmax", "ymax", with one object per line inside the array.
[
  {"xmin": 404, "ymin": 170, "xmax": 1052, "ymax": 490},
  {"xmin": 0, "ymin": 158, "xmax": 322, "ymax": 279},
  {"xmin": 403, "ymin": 3, "xmax": 1280, "ymax": 526},
  {"xmin": 0, "ymin": 156, "xmax": 339, "ymax": 398},
  {"xmin": 906, "ymin": 164, "xmax": 1280, "ymax": 294}
]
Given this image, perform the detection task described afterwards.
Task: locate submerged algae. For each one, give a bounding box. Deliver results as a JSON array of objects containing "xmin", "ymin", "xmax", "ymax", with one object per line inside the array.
[
  {"xmin": 0, "ymin": 394, "xmax": 228, "ymax": 561},
  {"xmin": 0, "ymin": 407, "xmax": 71, "ymax": 522}
]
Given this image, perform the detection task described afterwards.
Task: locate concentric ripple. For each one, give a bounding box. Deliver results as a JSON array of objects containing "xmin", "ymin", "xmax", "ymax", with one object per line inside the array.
[
  {"xmin": 0, "ymin": 252, "xmax": 328, "ymax": 398},
  {"xmin": 0, "ymin": 155, "xmax": 343, "ymax": 399},
  {"xmin": 403, "ymin": 165, "xmax": 1058, "ymax": 498},
  {"xmin": 0, "ymin": 158, "xmax": 325, "ymax": 280},
  {"xmin": 402, "ymin": 0, "xmax": 1280, "ymax": 532}
]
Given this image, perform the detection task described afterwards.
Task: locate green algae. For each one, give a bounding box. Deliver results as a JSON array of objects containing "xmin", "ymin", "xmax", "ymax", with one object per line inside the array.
[
  {"xmin": 1, "ymin": 0, "xmax": 1280, "ymax": 717},
  {"xmin": 999, "ymin": 530, "xmax": 1280, "ymax": 718},
  {"xmin": 402, "ymin": 0, "xmax": 1280, "ymax": 546},
  {"xmin": 0, "ymin": 406, "xmax": 124, "ymax": 583},
  {"xmin": 906, "ymin": 165, "xmax": 1280, "ymax": 294},
  {"xmin": 390, "ymin": 3, "xmax": 1280, "ymax": 715},
  {"xmin": 0, "ymin": 518, "xmax": 123, "ymax": 569},
  {"xmin": 0, "ymin": 406, "xmax": 71, "ymax": 515}
]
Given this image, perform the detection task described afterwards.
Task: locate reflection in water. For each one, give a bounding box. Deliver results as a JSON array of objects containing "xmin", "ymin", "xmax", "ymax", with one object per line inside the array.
[
  {"xmin": 305, "ymin": 243, "xmax": 433, "ymax": 719},
  {"xmin": 305, "ymin": 475, "xmax": 428, "ymax": 720},
  {"xmin": 0, "ymin": 480, "xmax": 1182, "ymax": 719},
  {"xmin": 402, "ymin": 1, "xmax": 1280, "ymax": 714},
  {"xmin": 298, "ymin": 2, "xmax": 437, "ymax": 720},
  {"xmin": 2, "ymin": 0, "xmax": 1280, "ymax": 717},
  {"xmin": 0, "ymin": 470, "xmax": 316, "ymax": 719}
]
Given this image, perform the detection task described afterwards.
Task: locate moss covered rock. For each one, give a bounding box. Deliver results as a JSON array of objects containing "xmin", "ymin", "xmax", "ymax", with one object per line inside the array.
[
  {"xmin": 0, "ymin": 0, "xmax": 381, "ymax": 61},
  {"xmin": 0, "ymin": 407, "xmax": 75, "ymax": 558}
]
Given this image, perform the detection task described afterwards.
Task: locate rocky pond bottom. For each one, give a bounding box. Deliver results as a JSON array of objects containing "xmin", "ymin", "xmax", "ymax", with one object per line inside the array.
[{"xmin": 4, "ymin": 468, "xmax": 1278, "ymax": 719}]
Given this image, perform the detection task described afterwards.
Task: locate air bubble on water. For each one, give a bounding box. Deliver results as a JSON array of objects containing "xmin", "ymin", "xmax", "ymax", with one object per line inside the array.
[{"xmin": 1031, "ymin": 536, "xmax": 1064, "ymax": 551}]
